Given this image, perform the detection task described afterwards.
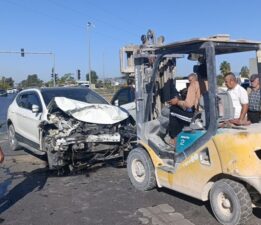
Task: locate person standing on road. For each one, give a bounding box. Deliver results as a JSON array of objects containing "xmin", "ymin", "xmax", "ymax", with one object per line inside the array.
[
  {"xmin": 248, "ymin": 74, "xmax": 261, "ymax": 123},
  {"xmin": 224, "ymin": 72, "xmax": 249, "ymax": 125}
]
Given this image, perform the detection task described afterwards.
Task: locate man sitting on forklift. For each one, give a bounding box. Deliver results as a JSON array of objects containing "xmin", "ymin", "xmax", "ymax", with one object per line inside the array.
[{"xmin": 168, "ymin": 73, "xmax": 201, "ymax": 147}]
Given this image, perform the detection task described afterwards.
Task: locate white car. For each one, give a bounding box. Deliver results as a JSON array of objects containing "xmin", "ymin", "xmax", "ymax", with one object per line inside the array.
[{"xmin": 7, "ymin": 87, "xmax": 134, "ymax": 170}]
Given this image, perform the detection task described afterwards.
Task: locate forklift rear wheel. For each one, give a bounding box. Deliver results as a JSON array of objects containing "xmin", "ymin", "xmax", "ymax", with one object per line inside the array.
[
  {"xmin": 210, "ymin": 179, "xmax": 252, "ymax": 225},
  {"xmin": 127, "ymin": 147, "xmax": 156, "ymax": 191}
]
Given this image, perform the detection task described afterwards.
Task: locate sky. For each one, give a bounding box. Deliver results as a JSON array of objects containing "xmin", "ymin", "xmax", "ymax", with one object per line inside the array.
[{"xmin": 0, "ymin": 0, "xmax": 261, "ymax": 83}]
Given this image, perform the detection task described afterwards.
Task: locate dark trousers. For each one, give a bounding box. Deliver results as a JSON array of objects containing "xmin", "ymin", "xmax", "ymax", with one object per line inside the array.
[
  {"xmin": 248, "ymin": 111, "xmax": 261, "ymax": 123},
  {"xmin": 169, "ymin": 105, "xmax": 194, "ymax": 138}
]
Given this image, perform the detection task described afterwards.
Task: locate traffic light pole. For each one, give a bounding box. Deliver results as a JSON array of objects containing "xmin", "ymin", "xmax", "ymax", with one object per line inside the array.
[
  {"xmin": 0, "ymin": 50, "xmax": 56, "ymax": 86},
  {"xmin": 87, "ymin": 22, "xmax": 95, "ymax": 88}
]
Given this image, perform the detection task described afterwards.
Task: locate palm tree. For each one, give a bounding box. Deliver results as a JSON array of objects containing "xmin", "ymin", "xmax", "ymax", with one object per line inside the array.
[
  {"xmin": 220, "ymin": 61, "xmax": 231, "ymax": 76},
  {"xmin": 240, "ymin": 66, "xmax": 250, "ymax": 78}
]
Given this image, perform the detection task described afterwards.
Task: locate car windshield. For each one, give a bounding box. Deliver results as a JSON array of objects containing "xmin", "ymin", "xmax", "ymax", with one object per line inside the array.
[{"xmin": 41, "ymin": 87, "xmax": 108, "ymax": 106}]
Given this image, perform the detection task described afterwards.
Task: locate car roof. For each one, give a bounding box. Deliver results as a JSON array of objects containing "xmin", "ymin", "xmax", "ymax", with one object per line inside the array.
[
  {"xmin": 20, "ymin": 86, "xmax": 90, "ymax": 92},
  {"xmin": 40, "ymin": 86, "xmax": 90, "ymax": 92}
]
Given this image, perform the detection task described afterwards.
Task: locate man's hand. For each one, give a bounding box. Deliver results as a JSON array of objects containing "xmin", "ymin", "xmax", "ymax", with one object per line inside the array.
[
  {"xmin": 0, "ymin": 146, "xmax": 4, "ymax": 163},
  {"xmin": 168, "ymin": 97, "xmax": 179, "ymax": 106},
  {"xmin": 229, "ymin": 118, "xmax": 251, "ymax": 126}
]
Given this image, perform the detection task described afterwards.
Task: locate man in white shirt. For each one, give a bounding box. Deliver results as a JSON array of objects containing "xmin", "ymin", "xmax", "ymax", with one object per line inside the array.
[{"xmin": 224, "ymin": 72, "xmax": 249, "ymax": 124}]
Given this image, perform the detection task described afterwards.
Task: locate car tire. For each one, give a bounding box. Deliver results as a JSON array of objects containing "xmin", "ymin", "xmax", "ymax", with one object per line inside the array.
[
  {"xmin": 8, "ymin": 124, "xmax": 19, "ymax": 151},
  {"xmin": 127, "ymin": 147, "xmax": 156, "ymax": 191},
  {"xmin": 210, "ymin": 179, "xmax": 252, "ymax": 225}
]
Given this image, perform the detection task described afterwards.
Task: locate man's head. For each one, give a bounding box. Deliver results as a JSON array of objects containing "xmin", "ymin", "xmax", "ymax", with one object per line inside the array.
[
  {"xmin": 250, "ymin": 74, "xmax": 260, "ymax": 90},
  {"xmin": 224, "ymin": 72, "xmax": 237, "ymax": 89},
  {"xmin": 188, "ymin": 73, "xmax": 198, "ymax": 83}
]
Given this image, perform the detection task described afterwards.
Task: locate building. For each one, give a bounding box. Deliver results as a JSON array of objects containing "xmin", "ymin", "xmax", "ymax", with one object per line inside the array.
[{"xmin": 249, "ymin": 58, "xmax": 258, "ymax": 75}]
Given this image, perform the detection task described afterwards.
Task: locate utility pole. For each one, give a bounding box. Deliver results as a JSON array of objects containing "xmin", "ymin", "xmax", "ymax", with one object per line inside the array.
[
  {"xmin": 102, "ymin": 51, "xmax": 105, "ymax": 78},
  {"xmin": 52, "ymin": 53, "xmax": 56, "ymax": 87},
  {"xmin": 87, "ymin": 22, "xmax": 95, "ymax": 88}
]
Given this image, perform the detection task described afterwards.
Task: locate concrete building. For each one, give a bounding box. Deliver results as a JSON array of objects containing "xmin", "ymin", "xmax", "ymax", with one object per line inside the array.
[{"xmin": 249, "ymin": 58, "xmax": 258, "ymax": 75}]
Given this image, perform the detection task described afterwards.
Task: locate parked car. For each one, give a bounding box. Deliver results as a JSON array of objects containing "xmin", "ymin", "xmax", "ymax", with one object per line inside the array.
[
  {"xmin": 0, "ymin": 89, "xmax": 7, "ymax": 97},
  {"xmin": 7, "ymin": 87, "xmax": 135, "ymax": 170},
  {"xmin": 6, "ymin": 88, "xmax": 18, "ymax": 94},
  {"xmin": 241, "ymin": 80, "xmax": 250, "ymax": 90}
]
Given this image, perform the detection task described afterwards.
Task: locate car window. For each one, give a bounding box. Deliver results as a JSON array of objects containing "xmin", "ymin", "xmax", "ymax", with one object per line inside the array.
[
  {"xmin": 112, "ymin": 87, "xmax": 135, "ymax": 106},
  {"xmin": 27, "ymin": 93, "xmax": 42, "ymax": 111},
  {"xmin": 41, "ymin": 88, "xmax": 108, "ymax": 106},
  {"xmin": 117, "ymin": 88, "xmax": 129, "ymax": 105},
  {"xmin": 17, "ymin": 93, "xmax": 28, "ymax": 108},
  {"xmin": 16, "ymin": 92, "xmax": 42, "ymax": 111}
]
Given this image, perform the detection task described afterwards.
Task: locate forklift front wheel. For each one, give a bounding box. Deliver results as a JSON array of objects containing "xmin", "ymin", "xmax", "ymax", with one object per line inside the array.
[
  {"xmin": 210, "ymin": 179, "xmax": 252, "ymax": 225},
  {"xmin": 127, "ymin": 147, "xmax": 156, "ymax": 191}
]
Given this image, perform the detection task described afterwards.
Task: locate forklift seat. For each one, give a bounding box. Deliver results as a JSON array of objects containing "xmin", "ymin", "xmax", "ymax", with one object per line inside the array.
[{"xmin": 196, "ymin": 91, "xmax": 234, "ymax": 128}]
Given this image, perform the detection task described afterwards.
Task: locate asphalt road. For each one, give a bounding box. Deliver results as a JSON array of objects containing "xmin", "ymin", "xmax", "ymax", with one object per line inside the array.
[{"xmin": 0, "ymin": 135, "xmax": 261, "ymax": 225}]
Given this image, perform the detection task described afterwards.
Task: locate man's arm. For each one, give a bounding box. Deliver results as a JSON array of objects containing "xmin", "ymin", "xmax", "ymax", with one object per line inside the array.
[
  {"xmin": 239, "ymin": 87, "xmax": 249, "ymax": 122},
  {"xmin": 0, "ymin": 146, "xmax": 4, "ymax": 163},
  {"xmin": 239, "ymin": 104, "xmax": 248, "ymax": 122},
  {"xmin": 177, "ymin": 82, "xmax": 198, "ymax": 109}
]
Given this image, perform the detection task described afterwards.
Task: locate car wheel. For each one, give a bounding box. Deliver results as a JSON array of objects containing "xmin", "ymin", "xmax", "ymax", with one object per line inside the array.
[
  {"xmin": 127, "ymin": 147, "xmax": 156, "ymax": 191},
  {"xmin": 210, "ymin": 179, "xmax": 252, "ymax": 225},
  {"xmin": 8, "ymin": 124, "xmax": 19, "ymax": 151}
]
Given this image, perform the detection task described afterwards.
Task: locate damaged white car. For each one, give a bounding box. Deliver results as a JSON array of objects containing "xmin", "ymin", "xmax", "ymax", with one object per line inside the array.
[{"xmin": 7, "ymin": 87, "xmax": 135, "ymax": 170}]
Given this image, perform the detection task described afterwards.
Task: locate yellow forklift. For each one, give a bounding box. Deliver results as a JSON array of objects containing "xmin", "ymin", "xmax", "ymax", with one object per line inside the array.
[{"xmin": 121, "ymin": 31, "xmax": 261, "ymax": 225}]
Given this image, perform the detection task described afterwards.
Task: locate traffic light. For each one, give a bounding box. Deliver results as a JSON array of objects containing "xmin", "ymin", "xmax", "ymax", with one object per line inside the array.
[
  {"xmin": 77, "ymin": 69, "xmax": 81, "ymax": 80},
  {"xmin": 21, "ymin": 48, "xmax": 25, "ymax": 57},
  {"xmin": 54, "ymin": 73, "xmax": 58, "ymax": 82},
  {"xmin": 51, "ymin": 67, "xmax": 54, "ymax": 78}
]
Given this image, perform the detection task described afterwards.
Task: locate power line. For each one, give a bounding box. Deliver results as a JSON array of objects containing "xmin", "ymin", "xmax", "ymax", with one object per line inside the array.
[
  {"xmin": 84, "ymin": 0, "xmax": 147, "ymax": 32},
  {"xmin": 47, "ymin": 0, "xmax": 140, "ymax": 38}
]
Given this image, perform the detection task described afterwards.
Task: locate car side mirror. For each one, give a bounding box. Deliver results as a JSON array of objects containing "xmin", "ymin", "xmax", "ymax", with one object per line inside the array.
[
  {"xmin": 32, "ymin": 104, "xmax": 40, "ymax": 113},
  {"xmin": 114, "ymin": 99, "xmax": 119, "ymax": 106}
]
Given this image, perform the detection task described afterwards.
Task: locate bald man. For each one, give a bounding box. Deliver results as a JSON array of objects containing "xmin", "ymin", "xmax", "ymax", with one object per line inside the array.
[{"xmin": 224, "ymin": 72, "xmax": 249, "ymax": 124}]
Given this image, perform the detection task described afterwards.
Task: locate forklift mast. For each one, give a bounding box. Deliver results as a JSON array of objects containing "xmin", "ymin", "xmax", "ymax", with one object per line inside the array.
[{"xmin": 120, "ymin": 30, "xmax": 182, "ymax": 140}]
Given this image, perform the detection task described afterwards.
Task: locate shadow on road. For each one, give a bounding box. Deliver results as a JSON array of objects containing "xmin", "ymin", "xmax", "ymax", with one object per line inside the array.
[
  {"xmin": 158, "ymin": 187, "xmax": 204, "ymax": 207},
  {"xmin": 158, "ymin": 186, "xmax": 216, "ymax": 219},
  {"xmin": 0, "ymin": 167, "xmax": 49, "ymax": 215}
]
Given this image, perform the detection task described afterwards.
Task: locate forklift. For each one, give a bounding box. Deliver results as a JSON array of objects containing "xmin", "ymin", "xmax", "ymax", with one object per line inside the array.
[{"xmin": 120, "ymin": 31, "xmax": 261, "ymax": 225}]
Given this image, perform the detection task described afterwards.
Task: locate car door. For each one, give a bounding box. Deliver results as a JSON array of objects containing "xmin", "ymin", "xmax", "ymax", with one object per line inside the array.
[
  {"xmin": 111, "ymin": 87, "xmax": 135, "ymax": 106},
  {"xmin": 16, "ymin": 91, "xmax": 43, "ymax": 146},
  {"xmin": 111, "ymin": 87, "xmax": 136, "ymax": 120}
]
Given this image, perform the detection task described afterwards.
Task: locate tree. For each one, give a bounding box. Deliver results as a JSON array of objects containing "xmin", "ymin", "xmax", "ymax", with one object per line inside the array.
[
  {"xmin": 0, "ymin": 76, "xmax": 14, "ymax": 89},
  {"xmin": 86, "ymin": 70, "xmax": 98, "ymax": 84},
  {"xmin": 58, "ymin": 73, "xmax": 76, "ymax": 86},
  {"xmin": 19, "ymin": 74, "xmax": 43, "ymax": 88},
  {"xmin": 240, "ymin": 66, "xmax": 250, "ymax": 78},
  {"xmin": 220, "ymin": 61, "xmax": 231, "ymax": 76},
  {"xmin": 217, "ymin": 74, "xmax": 224, "ymax": 86}
]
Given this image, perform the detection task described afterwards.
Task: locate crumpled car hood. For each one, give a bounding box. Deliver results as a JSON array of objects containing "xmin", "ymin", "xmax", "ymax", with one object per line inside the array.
[{"xmin": 50, "ymin": 97, "xmax": 129, "ymax": 124}]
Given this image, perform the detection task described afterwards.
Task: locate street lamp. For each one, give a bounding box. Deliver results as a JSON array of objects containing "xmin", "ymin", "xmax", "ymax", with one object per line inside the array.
[{"xmin": 87, "ymin": 21, "xmax": 95, "ymax": 88}]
